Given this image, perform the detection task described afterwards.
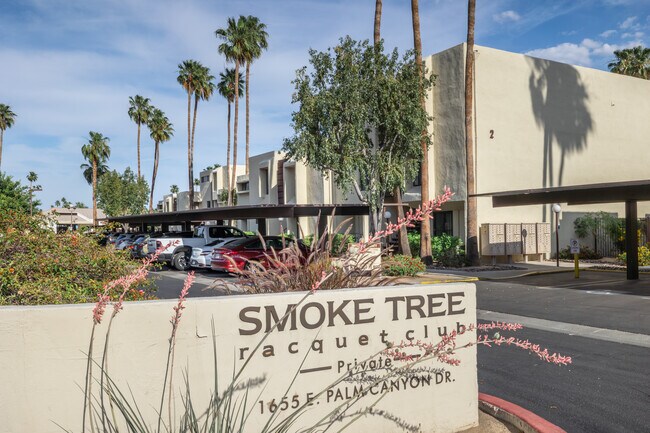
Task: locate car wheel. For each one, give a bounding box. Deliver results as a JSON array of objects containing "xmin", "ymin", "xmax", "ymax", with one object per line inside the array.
[{"xmin": 172, "ymin": 251, "xmax": 190, "ymax": 271}]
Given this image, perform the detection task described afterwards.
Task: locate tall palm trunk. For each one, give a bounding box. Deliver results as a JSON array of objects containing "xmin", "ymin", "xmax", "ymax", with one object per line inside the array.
[
  {"xmin": 465, "ymin": 0, "xmax": 479, "ymax": 265},
  {"xmin": 0, "ymin": 129, "xmax": 4, "ymax": 170},
  {"xmin": 92, "ymin": 160, "xmax": 98, "ymax": 226},
  {"xmin": 186, "ymin": 91, "xmax": 193, "ymax": 210},
  {"xmin": 226, "ymin": 102, "xmax": 232, "ymax": 205},
  {"xmin": 245, "ymin": 61, "xmax": 251, "ymax": 176},
  {"xmin": 190, "ymin": 94, "xmax": 199, "ymax": 208},
  {"xmin": 136, "ymin": 122, "xmax": 141, "ymax": 178},
  {"xmin": 149, "ymin": 142, "xmax": 160, "ymax": 213},
  {"xmin": 373, "ymin": 0, "xmax": 382, "ymax": 45},
  {"xmin": 230, "ymin": 61, "xmax": 240, "ymax": 200},
  {"xmin": 411, "ymin": 0, "xmax": 432, "ymax": 264},
  {"xmin": 374, "ymin": 0, "xmax": 409, "ymax": 255}
]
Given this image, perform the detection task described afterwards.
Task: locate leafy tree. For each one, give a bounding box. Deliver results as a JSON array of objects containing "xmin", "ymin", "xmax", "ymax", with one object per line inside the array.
[
  {"xmin": 0, "ymin": 172, "xmax": 38, "ymax": 213},
  {"xmin": 97, "ymin": 167, "xmax": 149, "ymax": 217},
  {"xmin": 240, "ymin": 15, "xmax": 269, "ymax": 175},
  {"xmin": 81, "ymin": 131, "xmax": 111, "ymax": 225},
  {"xmin": 217, "ymin": 67, "xmax": 245, "ymax": 205},
  {"xmin": 0, "ymin": 104, "xmax": 16, "ymax": 170},
  {"xmin": 147, "ymin": 108, "xmax": 174, "ymax": 212},
  {"xmin": 608, "ymin": 46, "xmax": 650, "ymax": 79},
  {"xmin": 128, "ymin": 95, "xmax": 153, "ymax": 178},
  {"xmin": 80, "ymin": 162, "xmax": 109, "ymax": 185},
  {"xmin": 283, "ymin": 37, "xmax": 433, "ymax": 231},
  {"xmin": 217, "ymin": 17, "xmax": 248, "ymax": 206}
]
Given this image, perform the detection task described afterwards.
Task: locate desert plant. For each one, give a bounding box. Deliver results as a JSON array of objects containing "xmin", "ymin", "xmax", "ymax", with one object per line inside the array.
[{"xmin": 382, "ymin": 254, "xmax": 426, "ymax": 276}]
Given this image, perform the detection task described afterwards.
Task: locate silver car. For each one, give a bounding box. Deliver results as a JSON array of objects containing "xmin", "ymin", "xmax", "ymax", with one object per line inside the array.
[{"xmin": 190, "ymin": 238, "xmax": 239, "ymax": 269}]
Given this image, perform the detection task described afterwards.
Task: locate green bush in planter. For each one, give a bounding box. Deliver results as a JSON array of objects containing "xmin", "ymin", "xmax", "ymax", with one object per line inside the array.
[
  {"xmin": 383, "ymin": 254, "xmax": 426, "ymax": 276},
  {"xmin": 407, "ymin": 232, "xmax": 467, "ymax": 267}
]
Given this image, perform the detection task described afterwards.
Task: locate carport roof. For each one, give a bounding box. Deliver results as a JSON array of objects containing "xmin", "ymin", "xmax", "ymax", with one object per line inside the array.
[
  {"xmin": 472, "ymin": 179, "xmax": 650, "ymax": 207},
  {"xmin": 104, "ymin": 203, "xmax": 369, "ymax": 224}
]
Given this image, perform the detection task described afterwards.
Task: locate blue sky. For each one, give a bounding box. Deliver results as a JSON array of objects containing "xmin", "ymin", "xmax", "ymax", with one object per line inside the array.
[{"xmin": 1, "ymin": 0, "xmax": 648, "ymax": 208}]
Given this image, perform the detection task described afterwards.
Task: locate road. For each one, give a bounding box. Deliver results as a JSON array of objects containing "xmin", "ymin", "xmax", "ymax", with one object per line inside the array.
[
  {"xmin": 476, "ymin": 273, "xmax": 650, "ymax": 433},
  {"xmin": 150, "ymin": 267, "xmax": 650, "ymax": 432}
]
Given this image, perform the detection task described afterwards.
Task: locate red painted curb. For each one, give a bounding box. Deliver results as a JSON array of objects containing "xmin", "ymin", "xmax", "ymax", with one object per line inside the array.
[{"xmin": 479, "ymin": 392, "xmax": 567, "ymax": 433}]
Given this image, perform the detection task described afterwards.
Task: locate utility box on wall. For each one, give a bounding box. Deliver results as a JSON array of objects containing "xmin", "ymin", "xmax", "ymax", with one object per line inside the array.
[{"xmin": 480, "ymin": 223, "xmax": 551, "ymax": 263}]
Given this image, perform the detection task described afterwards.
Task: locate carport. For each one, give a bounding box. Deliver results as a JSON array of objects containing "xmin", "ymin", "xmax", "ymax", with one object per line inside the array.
[
  {"xmin": 104, "ymin": 203, "xmax": 369, "ymax": 238},
  {"xmin": 474, "ymin": 179, "xmax": 650, "ymax": 280}
]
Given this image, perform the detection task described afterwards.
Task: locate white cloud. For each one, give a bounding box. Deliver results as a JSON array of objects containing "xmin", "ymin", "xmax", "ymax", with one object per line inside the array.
[
  {"xmin": 493, "ymin": 10, "xmax": 521, "ymax": 24},
  {"xmin": 622, "ymin": 31, "xmax": 645, "ymax": 39},
  {"xmin": 526, "ymin": 38, "xmax": 644, "ymax": 67},
  {"xmin": 620, "ymin": 16, "xmax": 639, "ymax": 30},
  {"xmin": 527, "ymin": 43, "xmax": 592, "ymax": 66},
  {"xmin": 600, "ymin": 29, "xmax": 617, "ymax": 38}
]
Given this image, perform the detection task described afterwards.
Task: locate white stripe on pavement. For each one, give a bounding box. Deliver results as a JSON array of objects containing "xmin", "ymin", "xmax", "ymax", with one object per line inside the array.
[{"xmin": 478, "ymin": 310, "xmax": 650, "ymax": 349}]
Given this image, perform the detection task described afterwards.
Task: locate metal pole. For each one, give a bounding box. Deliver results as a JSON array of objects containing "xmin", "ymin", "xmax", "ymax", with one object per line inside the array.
[{"xmin": 555, "ymin": 211, "xmax": 560, "ymax": 267}]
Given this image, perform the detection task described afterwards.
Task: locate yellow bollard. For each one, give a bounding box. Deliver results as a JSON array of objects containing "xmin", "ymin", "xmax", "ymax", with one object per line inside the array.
[{"xmin": 574, "ymin": 253, "xmax": 579, "ymax": 279}]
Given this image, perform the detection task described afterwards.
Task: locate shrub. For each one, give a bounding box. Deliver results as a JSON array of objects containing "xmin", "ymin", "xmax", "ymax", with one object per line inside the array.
[
  {"xmin": 0, "ymin": 210, "xmax": 154, "ymax": 305},
  {"xmin": 408, "ymin": 232, "xmax": 466, "ymax": 267},
  {"xmin": 618, "ymin": 245, "xmax": 650, "ymax": 266},
  {"xmin": 382, "ymin": 254, "xmax": 426, "ymax": 276},
  {"xmin": 558, "ymin": 245, "xmax": 602, "ymax": 260}
]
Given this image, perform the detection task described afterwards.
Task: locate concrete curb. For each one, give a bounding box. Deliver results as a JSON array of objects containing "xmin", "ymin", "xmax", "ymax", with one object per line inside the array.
[
  {"xmin": 479, "ymin": 393, "xmax": 567, "ymax": 433},
  {"xmin": 476, "ymin": 269, "xmax": 573, "ymax": 281},
  {"xmin": 419, "ymin": 277, "xmax": 479, "ymax": 284}
]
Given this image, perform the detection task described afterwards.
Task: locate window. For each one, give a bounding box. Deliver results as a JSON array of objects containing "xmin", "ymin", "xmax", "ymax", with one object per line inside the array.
[
  {"xmin": 259, "ymin": 167, "xmax": 269, "ymax": 195},
  {"xmin": 239, "ymin": 181, "xmax": 249, "ymax": 192},
  {"xmin": 433, "ymin": 211, "xmax": 453, "ymax": 236},
  {"xmin": 208, "ymin": 226, "xmax": 246, "ymax": 238}
]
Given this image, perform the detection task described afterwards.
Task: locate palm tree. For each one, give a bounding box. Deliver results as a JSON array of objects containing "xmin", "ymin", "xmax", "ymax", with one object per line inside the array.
[
  {"xmin": 27, "ymin": 171, "xmax": 38, "ymax": 216},
  {"xmin": 465, "ymin": 0, "xmax": 479, "ymax": 265},
  {"xmin": 177, "ymin": 59, "xmax": 202, "ymax": 209},
  {"xmin": 240, "ymin": 16, "xmax": 268, "ymax": 176},
  {"xmin": 216, "ymin": 17, "xmax": 249, "ymax": 206},
  {"xmin": 190, "ymin": 64, "xmax": 215, "ymax": 206},
  {"xmin": 0, "ymin": 104, "xmax": 17, "ymax": 170},
  {"xmin": 410, "ymin": 0, "xmax": 432, "ymax": 264},
  {"xmin": 608, "ymin": 46, "xmax": 650, "ymax": 79},
  {"xmin": 147, "ymin": 109, "xmax": 174, "ymax": 212},
  {"xmin": 80, "ymin": 162, "xmax": 109, "ymax": 185},
  {"xmin": 127, "ymin": 95, "xmax": 153, "ymax": 179},
  {"xmin": 217, "ymin": 68, "xmax": 245, "ymax": 205},
  {"xmin": 170, "ymin": 184, "xmax": 179, "ymax": 194},
  {"xmin": 81, "ymin": 131, "xmax": 111, "ymax": 225}
]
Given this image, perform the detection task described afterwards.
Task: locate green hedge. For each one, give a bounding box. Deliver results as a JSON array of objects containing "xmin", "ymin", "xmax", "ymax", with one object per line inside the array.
[
  {"xmin": 407, "ymin": 232, "xmax": 467, "ymax": 267},
  {"xmin": 0, "ymin": 211, "xmax": 153, "ymax": 305},
  {"xmin": 383, "ymin": 254, "xmax": 426, "ymax": 276}
]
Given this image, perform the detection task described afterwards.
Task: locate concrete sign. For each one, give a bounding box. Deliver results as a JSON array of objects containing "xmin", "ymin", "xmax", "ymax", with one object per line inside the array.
[
  {"xmin": 212, "ymin": 283, "xmax": 478, "ymax": 432},
  {"xmin": 0, "ymin": 283, "xmax": 477, "ymax": 433}
]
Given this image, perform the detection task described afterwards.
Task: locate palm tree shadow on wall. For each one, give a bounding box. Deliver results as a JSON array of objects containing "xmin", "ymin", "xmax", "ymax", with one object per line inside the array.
[{"xmin": 528, "ymin": 57, "xmax": 593, "ymax": 222}]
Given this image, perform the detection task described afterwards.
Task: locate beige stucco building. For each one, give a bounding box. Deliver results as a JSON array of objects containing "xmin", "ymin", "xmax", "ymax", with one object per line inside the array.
[
  {"xmin": 158, "ymin": 44, "xmax": 649, "ymax": 257},
  {"xmin": 414, "ymin": 43, "xmax": 650, "ymax": 257}
]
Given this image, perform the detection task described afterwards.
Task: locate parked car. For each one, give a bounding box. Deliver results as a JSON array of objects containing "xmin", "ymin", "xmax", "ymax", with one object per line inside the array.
[
  {"xmin": 130, "ymin": 235, "xmax": 151, "ymax": 258},
  {"xmin": 189, "ymin": 238, "xmax": 240, "ymax": 269},
  {"xmin": 116, "ymin": 233, "xmax": 145, "ymax": 250},
  {"xmin": 149, "ymin": 225, "xmax": 248, "ymax": 271},
  {"xmin": 210, "ymin": 236, "xmax": 305, "ymax": 273}
]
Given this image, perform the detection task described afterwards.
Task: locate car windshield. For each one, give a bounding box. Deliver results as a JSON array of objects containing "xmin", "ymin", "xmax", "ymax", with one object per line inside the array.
[{"xmin": 219, "ymin": 237, "xmax": 253, "ymax": 248}]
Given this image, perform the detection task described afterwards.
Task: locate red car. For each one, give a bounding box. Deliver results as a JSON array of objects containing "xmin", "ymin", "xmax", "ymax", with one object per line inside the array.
[{"xmin": 210, "ymin": 236, "xmax": 305, "ymax": 272}]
